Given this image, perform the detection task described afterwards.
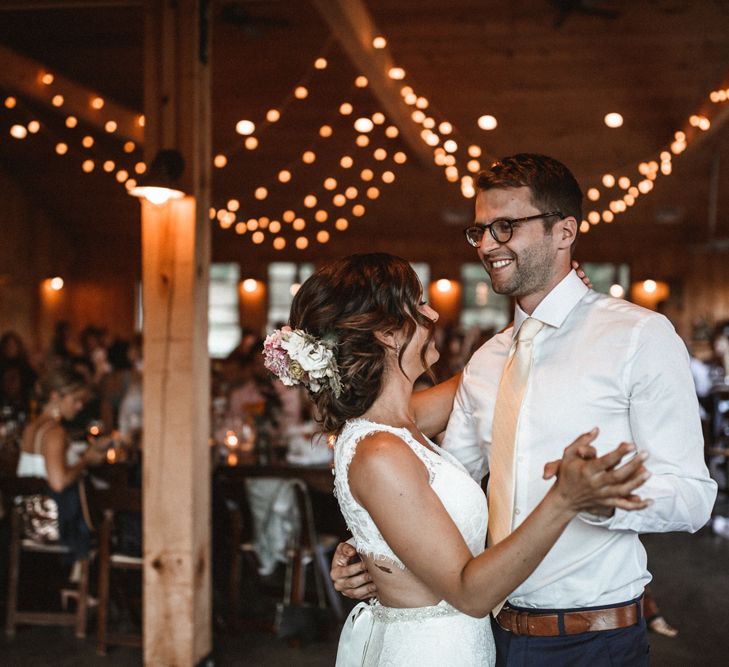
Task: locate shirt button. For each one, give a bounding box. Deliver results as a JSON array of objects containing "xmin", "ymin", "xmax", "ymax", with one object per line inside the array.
[{"xmin": 514, "ymin": 508, "xmax": 521, "ymax": 515}]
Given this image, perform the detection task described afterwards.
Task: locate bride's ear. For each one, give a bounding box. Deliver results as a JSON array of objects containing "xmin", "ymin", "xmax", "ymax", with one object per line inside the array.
[{"xmin": 374, "ymin": 330, "xmax": 396, "ymax": 349}]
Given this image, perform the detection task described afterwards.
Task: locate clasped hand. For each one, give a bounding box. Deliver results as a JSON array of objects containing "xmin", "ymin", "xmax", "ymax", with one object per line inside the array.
[{"xmin": 543, "ymin": 427, "xmax": 652, "ymax": 517}]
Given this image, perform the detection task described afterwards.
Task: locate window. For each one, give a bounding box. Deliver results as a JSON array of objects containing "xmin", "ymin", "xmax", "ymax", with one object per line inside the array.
[
  {"xmin": 410, "ymin": 262, "xmax": 430, "ymax": 295},
  {"xmin": 460, "ymin": 263, "xmax": 510, "ymax": 331},
  {"xmin": 208, "ymin": 263, "xmax": 241, "ymax": 358},
  {"xmin": 582, "ymin": 263, "xmax": 630, "ymax": 297},
  {"xmin": 267, "ymin": 262, "xmax": 315, "ymax": 331}
]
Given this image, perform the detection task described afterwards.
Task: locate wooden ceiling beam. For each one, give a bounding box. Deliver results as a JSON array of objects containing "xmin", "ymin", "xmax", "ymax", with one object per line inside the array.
[
  {"xmin": 0, "ymin": 1, "xmax": 140, "ymax": 9},
  {"xmin": 311, "ymin": 0, "xmax": 434, "ymax": 167},
  {"xmin": 0, "ymin": 44, "xmax": 143, "ymax": 143}
]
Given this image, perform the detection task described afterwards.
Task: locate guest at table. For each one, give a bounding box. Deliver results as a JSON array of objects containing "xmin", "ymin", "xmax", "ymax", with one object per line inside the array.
[
  {"xmin": 99, "ymin": 335, "xmax": 142, "ymax": 435},
  {"xmin": 712, "ymin": 320, "xmax": 729, "ymax": 383},
  {"xmin": 225, "ymin": 340, "xmax": 282, "ymax": 450},
  {"xmin": 16, "ymin": 367, "xmax": 108, "ymax": 559}
]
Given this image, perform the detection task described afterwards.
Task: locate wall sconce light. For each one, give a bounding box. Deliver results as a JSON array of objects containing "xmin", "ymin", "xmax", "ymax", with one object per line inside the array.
[
  {"xmin": 435, "ymin": 278, "xmax": 453, "ymax": 293},
  {"xmin": 630, "ymin": 279, "xmax": 670, "ymax": 310},
  {"xmin": 129, "ymin": 149, "xmax": 186, "ymax": 205},
  {"xmin": 47, "ymin": 276, "xmax": 64, "ymax": 291}
]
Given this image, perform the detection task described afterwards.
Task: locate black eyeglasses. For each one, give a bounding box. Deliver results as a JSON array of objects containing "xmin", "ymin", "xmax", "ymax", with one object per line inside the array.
[{"xmin": 463, "ymin": 211, "xmax": 563, "ymax": 247}]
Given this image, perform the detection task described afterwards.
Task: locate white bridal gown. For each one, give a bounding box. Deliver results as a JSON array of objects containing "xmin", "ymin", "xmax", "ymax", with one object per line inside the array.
[{"xmin": 333, "ymin": 418, "xmax": 496, "ymax": 667}]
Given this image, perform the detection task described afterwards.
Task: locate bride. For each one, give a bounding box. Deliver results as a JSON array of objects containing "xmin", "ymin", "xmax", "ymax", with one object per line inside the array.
[{"xmin": 265, "ymin": 253, "xmax": 650, "ymax": 666}]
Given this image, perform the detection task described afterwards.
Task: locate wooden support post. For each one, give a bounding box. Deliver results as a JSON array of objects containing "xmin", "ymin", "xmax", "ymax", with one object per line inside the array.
[{"xmin": 140, "ymin": 1, "xmax": 212, "ymax": 665}]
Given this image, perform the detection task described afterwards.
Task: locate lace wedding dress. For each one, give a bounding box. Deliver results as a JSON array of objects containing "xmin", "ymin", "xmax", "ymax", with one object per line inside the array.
[{"xmin": 333, "ymin": 418, "xmax": 496, "ymax": 667}]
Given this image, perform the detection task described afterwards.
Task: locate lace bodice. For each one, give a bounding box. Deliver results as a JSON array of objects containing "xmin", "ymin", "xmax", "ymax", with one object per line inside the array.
[{"xmin": 333, "ymin": 418, "xmax": 488, "ymax": 570}]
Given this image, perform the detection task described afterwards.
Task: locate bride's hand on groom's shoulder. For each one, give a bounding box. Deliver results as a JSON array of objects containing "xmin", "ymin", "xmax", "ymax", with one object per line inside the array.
[
  {"xmin": 330, "ymin": 541, "xmax": 378, "ymax": 600},
  {"xmin": 544, "ymin": 428, "xmax": 653, "ymax": 516},
  {"xmin": 572, "ymin": 260, "xmax": 593, "ymax": 289}
]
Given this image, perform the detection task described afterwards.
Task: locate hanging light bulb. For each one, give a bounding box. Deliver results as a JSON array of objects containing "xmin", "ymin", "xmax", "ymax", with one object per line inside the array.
[
  {"xmin": 477, "ymin": 115, "xmax": 498, "ymax": 130},
  {"xmin": 604, "ymin": 112, "xmax": 623, "ymax": 128},
  {"xmin": 10, "ymin": 125, "xmax": 28, "ymax": 139},
  {"xmin": 354, "ymin": 118, "xmax": 374, "ymax": 133},
  {"xmin": 235, "ymin": 120, "xmax": 255, "ymax": 135}
]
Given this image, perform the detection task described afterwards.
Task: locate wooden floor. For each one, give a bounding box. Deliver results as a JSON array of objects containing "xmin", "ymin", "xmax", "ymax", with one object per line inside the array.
[{"xmin": 1, "ymin": 496, "xmax": 728, "ymax": 666}]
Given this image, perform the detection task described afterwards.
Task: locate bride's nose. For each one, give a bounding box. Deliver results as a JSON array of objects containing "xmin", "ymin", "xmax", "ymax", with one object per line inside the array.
[{"xmin": 423, "ymin": 304, "xmax": 439, "ymax": 323}]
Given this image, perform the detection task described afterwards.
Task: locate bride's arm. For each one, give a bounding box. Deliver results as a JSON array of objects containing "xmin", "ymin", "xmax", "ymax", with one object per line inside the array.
[
  {"xmin": 349, "ymin": 430, "xmax": 650, "ymax": 618},
  {"xmin": 410, "ymin": 372, "xmax": 461, "ymax": 438}
]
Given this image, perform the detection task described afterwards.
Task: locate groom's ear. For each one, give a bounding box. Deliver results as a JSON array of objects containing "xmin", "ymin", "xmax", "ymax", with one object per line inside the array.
[{"xmin": 555, "ymin": 216, "xmax": 578, "ymax": 250}]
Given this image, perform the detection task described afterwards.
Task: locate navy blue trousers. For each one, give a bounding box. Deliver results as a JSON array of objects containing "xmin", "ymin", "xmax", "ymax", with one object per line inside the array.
[{"xmin": 492, "ymin": 598, "xmax": 650, "ymax": 667}]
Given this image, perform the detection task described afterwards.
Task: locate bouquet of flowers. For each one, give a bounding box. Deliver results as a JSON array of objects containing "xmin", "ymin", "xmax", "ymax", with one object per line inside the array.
[{"xmin": 263, "ymin": 326, "xmax": 342, "ymax": 398}]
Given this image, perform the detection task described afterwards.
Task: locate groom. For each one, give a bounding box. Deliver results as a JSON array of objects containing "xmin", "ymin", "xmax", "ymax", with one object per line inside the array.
[{"xmin": 330, "ymin": 153, "xmax": 717, "ymax": 666}]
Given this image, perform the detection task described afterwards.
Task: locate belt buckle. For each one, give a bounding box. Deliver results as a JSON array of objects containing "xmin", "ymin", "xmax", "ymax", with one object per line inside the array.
[{"xmin": 516, "ymin": 611, "xmax": 531, "ymax": 636}]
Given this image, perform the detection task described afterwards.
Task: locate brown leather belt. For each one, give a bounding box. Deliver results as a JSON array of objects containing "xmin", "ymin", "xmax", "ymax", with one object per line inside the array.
[{"xmin": 495, "ymin": 598, "xmax": 643, "ymax": 637}]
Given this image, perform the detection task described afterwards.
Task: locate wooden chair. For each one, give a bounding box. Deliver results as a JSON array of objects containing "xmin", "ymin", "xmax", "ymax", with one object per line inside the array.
[
  {"xmin": 222, "ymin": 475, "xmax": 344, "ymax": 633},
  {"xmin": 218, "ymin": 475, "xmax": 273, "ymax": 631},
  {"xmin": 706, "ymin": 385, "xmax": 729, "ymax": 489},
  {"xmin": 283, "ymin": 479, "xmax": 344, "ymax": 622},
  {"xmin": 95, "ymin": 485, "xmax": 142, "ymax": 655},
  {"xmin": 3, "ymin": 476, "xmax": 91, "ymax": 638}
]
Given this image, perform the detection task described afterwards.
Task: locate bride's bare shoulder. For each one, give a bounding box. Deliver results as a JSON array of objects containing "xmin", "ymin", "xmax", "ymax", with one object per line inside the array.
[{"xmin": 348, "ymin": 430, "xmax": 429, "ymax": 494}]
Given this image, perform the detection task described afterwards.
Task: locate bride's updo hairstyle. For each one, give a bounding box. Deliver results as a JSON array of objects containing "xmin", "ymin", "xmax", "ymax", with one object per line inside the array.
[{"xmin": 289, "ymin": 253, "xmax": 436, "ymax": 434}]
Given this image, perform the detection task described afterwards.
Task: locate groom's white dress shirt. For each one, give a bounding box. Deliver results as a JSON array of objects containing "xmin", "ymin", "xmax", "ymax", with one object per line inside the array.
[{"xmin": 443, "ymin": 270, "xmax": 717, "ymax": 610}]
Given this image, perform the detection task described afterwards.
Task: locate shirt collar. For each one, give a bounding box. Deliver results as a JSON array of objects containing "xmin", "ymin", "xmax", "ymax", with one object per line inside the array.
[{"xmin": 512, "ymin": 270, "xmax": 589, "ymax": 338}]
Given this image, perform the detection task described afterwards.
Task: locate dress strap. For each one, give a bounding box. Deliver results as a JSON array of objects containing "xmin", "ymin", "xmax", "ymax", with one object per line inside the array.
[
  {"xmin": 32, "ymin": 419, "xmax": 58, "ymax": 454},
  {"xmin": 337, "ymin": 418, "xmax": 439, "ymax": 484}
]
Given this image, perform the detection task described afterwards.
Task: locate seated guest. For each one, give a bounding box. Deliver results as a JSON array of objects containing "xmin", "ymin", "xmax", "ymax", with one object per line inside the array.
[
  {"xmin": 17, "ymin": 367, "xmax": 107, "ymax": 559},
  {"xmin": 99, "ymin": 337, "xmax": 140, "ymax": 432}
]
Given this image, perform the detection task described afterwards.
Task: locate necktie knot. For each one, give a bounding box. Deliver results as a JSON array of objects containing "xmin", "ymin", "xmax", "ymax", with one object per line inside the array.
[{"xmin": 517, "ymin": 317, "xmax": 544, "ymax": 344}]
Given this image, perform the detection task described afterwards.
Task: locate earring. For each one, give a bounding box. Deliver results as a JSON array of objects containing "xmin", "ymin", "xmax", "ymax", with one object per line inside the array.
[
  {"xmin": 49, "ymin": 404, "xmax": 61, "ymax": 420},
  {"xmin": 395, "ymin": 341, "xmax": 401, "ymax": 356}
]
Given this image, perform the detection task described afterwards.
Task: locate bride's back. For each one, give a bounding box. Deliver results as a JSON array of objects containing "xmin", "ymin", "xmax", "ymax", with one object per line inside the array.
[{"xmin": 359, "ymin": 552, "xmax": 441, "ymax": 608}]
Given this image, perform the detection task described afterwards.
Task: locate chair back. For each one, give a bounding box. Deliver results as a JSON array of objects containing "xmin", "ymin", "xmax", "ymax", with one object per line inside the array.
[
  {"xmin": 95, "ymin": 484, "xmax": 142, "ymax": 515},
  {"xmin": 0, "ymin": 475, "xmax": 47, "ymax": 503}
]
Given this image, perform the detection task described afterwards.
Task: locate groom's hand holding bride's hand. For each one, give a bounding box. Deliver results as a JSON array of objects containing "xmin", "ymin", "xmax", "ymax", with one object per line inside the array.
[
  {"xmin": 330, "ymin": 541, "xmax": 378, "ymax": 600},
  {"xmin": 542, "ymin": 428, "xmax": 653, "ymax": 516}
]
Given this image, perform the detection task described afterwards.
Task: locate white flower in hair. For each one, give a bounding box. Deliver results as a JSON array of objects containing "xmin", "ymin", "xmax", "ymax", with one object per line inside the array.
[
  {"xmin": 280, "ymin": 330, "xmax": 308, "ymax": 358},
  {"xmin": 263, "ymin": 326, "xmax": 342, "ymax": 397},
  {"xmin": 298, "ymin": 344, "xmax": 333, "ymax": 376}
]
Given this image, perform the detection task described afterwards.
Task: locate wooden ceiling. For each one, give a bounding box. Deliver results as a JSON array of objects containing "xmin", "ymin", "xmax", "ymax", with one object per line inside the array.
[{"xmin": 1, "ymin": 0, "xmax": 728, "ymax": 268}]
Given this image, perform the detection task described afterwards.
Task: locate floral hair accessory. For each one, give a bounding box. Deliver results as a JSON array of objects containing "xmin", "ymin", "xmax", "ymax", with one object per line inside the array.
[{"xmin": 263, "ymin": 326, "xmax": 342, "ymax": 398}]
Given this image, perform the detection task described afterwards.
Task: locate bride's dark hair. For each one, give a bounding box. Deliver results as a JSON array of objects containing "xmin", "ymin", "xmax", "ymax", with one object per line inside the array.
[{"xmin": 289, "ymin": 253, "xmax": 436, "ymax": 434}]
